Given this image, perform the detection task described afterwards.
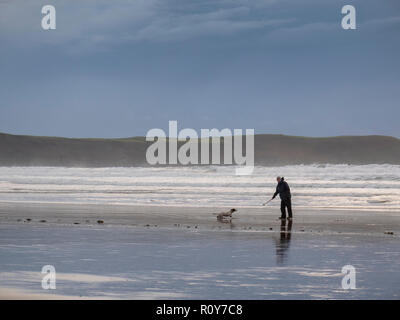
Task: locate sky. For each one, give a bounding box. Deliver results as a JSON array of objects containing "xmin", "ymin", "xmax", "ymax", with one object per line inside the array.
[{"xmin": 0, "ymin": 0, "xmax": 399, "ymax": 138}]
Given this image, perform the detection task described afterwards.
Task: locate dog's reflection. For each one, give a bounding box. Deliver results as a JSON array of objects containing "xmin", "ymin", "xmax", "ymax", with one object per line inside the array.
[
  {"xmin": 274, "ymin": 219, "xmax": 292, "ymax": 265},
  {"xmin": 216, "ymin": 217, "xmax": 236, "ymax": 229}
]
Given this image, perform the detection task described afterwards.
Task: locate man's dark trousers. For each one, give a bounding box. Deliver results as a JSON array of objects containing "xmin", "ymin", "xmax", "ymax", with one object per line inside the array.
[{"xmin": 280, "ymin": 198, "xmax": 293, "ymax": 219}]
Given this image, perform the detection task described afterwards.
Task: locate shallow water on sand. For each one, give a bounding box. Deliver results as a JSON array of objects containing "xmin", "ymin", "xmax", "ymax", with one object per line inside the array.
[{"xmin": 0, "ymin": 224, "xmax": 399, "ymax": 299}]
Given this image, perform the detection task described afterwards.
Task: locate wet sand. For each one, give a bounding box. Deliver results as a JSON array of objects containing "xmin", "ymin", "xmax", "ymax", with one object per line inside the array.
[
  {"xmin": 0, "ymin": 201, "xmax": 399, "ymax": 236},
  {"xmin": 0, "ymin": 202, "xmax": 399, "ymax": 299}
]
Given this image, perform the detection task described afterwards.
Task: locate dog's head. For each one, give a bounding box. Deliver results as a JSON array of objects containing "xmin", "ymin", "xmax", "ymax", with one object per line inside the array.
[{"xmin": 230, "ymin": 208, "xmax": 237, "ymax": 213}]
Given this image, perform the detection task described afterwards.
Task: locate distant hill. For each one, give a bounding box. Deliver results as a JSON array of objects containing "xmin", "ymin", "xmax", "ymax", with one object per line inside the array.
[
  {"xmin": 1, "ymin": 132, "xmax": 400, "ymax": 167},
  {"xmin": 254, "ymin": 134, "xmax": 400, "ymax": 165}
]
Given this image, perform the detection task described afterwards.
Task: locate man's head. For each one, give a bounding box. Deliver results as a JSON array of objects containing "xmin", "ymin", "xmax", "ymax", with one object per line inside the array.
[{"xmin": 276, "ymin": 176, "xmax": 282, "ymax": 182}]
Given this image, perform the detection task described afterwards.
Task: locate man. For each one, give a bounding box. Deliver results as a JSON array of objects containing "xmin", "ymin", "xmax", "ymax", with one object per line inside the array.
[{"xmin": 272, "ymin": 176, "xmax": 293, "ymax": 220}]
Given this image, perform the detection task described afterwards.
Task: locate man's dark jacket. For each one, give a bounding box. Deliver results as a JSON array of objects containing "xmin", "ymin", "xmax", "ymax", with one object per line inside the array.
[{"xmin": 273, "ymin": 178, "xmax": 291, "ymax": 200}]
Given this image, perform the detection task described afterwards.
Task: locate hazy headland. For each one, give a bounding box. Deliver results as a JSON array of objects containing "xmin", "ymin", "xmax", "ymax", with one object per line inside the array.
[{"xmin": 1, "ymin": 132, "xmax": 400, "ymax": 167}]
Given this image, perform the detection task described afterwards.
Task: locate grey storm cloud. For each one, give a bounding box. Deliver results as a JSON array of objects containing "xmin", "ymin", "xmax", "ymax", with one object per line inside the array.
[
  {"xmin": 0, "ymin": 0, "xmax": 339, "ymax": 52},
  {"xmin": 0, "ymin": 0, "xmax": 399, "ymax": 138},
  {"xmin": 1, "ymin": 0, "xmax": 288, "ymax": 45},
  {"xmin": 1, "ymin": 0, "xmax": 399, "ymax": 51}
]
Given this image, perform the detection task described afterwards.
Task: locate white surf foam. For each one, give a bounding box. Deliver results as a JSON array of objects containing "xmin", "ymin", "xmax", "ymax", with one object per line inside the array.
[{"xmin": 0, "ymin": 164, "xmax": 399, "ymax": 210}]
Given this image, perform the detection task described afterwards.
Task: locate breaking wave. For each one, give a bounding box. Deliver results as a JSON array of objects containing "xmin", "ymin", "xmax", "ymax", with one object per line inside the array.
[{"xmin": 0, "ymin": 164, "xmax": 399, "ymax": 210}]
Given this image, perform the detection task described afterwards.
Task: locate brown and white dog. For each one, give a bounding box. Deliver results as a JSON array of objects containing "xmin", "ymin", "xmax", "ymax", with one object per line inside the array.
[{"xmin": 215, "ymin": 208, "xmax": 237, "ymax": 221}]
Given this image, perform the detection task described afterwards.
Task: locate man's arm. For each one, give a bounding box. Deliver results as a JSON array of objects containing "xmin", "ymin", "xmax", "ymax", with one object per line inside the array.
[{"xmin": 272, "ymin": 186, "xmax": 279, "ymax": 199}]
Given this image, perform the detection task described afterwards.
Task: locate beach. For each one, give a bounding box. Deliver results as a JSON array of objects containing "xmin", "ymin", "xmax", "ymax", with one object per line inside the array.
[
  {"xmin": 1, "ymin": 0, "xmax": 399, "ymax": 305},
  {"xmin": 1, "ymin": 202, "xmax": 399, "ymax": 299},
  {"xmin": 0, "ymin": 165, "xmax": 399, "ymax": 299}
]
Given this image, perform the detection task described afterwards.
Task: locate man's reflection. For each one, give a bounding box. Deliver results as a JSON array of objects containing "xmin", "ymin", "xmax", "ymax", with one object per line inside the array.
[{"xmin": 275, "ymin": 219, "xmax": 292, "ymax": 265}]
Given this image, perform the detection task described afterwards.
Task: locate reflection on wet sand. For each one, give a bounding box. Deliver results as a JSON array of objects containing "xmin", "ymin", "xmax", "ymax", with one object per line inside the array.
[
  {"xmin": 275, "ymin": 220, "xmax": 292, "ymax": 265},
  {"xmin": 216, "ymin": 217, "xmax": 236, "ymax": 230}
]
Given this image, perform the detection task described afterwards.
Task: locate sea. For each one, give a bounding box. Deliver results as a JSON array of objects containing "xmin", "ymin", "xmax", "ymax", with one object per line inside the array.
[{"xmin": 0, "ymin": 164, "xmax": 399, "ymax": 210}]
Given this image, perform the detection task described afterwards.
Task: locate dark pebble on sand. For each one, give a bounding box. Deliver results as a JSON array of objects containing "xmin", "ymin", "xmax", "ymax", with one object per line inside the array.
[
  {"xmin": 97, "ymin": 220, "xmax": 104, "ymax": 224},
  {"xmin": 40, "ymin": 220, "xmax": 46, "ymax": 223},
  {"xmin": 74, "ymin": 222, "xmax": 80, "ymax": 225},
  {"xmin": 25, "ymin": 219, "xmax": 31, "ymax": 222}
]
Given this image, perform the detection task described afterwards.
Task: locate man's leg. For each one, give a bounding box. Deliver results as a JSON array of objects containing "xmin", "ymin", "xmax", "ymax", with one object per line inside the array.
[
  {"xmin": 280, "ymin": 200, "xmax": 286, "ymax": 219},
  {"xmin": 286, "ymin": 198, "xmax": 293, "ymax": 219}
]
